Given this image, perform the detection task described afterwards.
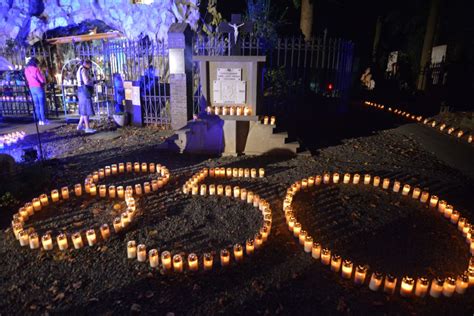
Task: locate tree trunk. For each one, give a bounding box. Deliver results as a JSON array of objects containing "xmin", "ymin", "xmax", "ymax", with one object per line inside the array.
[
  {"xmin": 417, "ymin": 0, "xmax": 441, "ymax": 91},
  {"xmin": 300, "ymin": 0, "xmax": 314, "ymax": 41},
  {"xmin": 372, "ymin": 16, "xmax": 382, "ymax": 63}
]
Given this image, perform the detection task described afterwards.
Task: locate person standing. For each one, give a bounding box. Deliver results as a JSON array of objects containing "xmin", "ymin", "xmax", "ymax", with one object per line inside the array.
[
  {"xmin": 24, "ymin": 57, "xmax": 47, "ymax": 125},
  {"xmin": 76, "ymin": 59, "xmax": 96, "ymax": 133}
]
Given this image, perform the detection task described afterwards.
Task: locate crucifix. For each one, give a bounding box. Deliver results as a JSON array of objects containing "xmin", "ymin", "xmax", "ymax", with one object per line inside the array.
[{"xmin": 218, "ymin": 14, "xmax": 254, "ymax": 55}]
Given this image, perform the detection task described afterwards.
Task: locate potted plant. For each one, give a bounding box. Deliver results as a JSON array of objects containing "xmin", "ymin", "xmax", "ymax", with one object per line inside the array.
[{"xmin": 113, "ymin": 111, "xmax": 129, "ymax": 127}]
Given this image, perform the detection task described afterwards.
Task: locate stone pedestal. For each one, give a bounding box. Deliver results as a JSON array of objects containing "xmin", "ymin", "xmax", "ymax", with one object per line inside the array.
[{"xmin": 170, "ymin": 74, "xmax": 189, "ymax": 130}]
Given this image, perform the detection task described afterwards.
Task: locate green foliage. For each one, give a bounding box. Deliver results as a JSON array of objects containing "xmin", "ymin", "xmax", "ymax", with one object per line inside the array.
[
  {"xmin": 0, "ymin": 192, "xmax": 18, "ymax": 209},
  {"xmin": 246, "ymin": 0, "xmax": 288, "ymax": 49},
  {"xmin": 201, "ymin": 0, "xmax": 223, "ymax": 36},
  {"xmin": 264, "ymin": 67, "xmax": 301, "ymax": 97}
]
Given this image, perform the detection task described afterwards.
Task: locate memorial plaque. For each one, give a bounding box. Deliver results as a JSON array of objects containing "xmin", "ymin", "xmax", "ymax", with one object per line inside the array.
[
  {"xmin": 217, "ymin": 68, "xmax": 242, "ymax": 81},
  {"xmin": 213, "ymin": 80, "xmax": 246, "ymax": 104}
]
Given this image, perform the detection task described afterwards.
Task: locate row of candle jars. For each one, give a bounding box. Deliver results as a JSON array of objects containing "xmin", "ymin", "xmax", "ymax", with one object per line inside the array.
[
  {"xmin": 127, "ymin": 166, "xmax": 272, "ymax": 272},
  {"xmin": 12, "ymin": 161, "xmax": 171, "ymax": 251},
  {"xmin": 364, "ymin": 101, "xmax": 472, "ymax": 144},
  {"xmin": 12, "ymin": 185, "xmax": 138, "ymax": 251},
  {"xmin": 262, "ymin": 116, "xmax": 276, "ymax": 125},
  {"xmin": 206, "ymin": 105, "xmax": 252, "ymax": 116},
  {"xmin": 182, "ymin": 167, "xmax": 265, "ymax": 194},
  {"xmin": 283, "ymin": 171, "xmax": 474, "ymax": 298}
]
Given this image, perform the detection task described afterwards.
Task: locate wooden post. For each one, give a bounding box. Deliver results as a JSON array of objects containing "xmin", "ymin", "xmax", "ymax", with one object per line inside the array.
[{"xmin": 300, "ymin": 0, "xmax": 314, "ymax": 41}]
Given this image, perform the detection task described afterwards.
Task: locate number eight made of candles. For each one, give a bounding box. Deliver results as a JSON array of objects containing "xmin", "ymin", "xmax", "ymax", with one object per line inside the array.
[
  {"xmin": 364, "ymin": 101, "xmax": 473, "ymax": 145},
  {"xmin": 283, "ymin": 172, "xmax": 473, "ymax": 299},
  {"xmin": 125, "ymin": 167, "xmax": 271, "ymax": 273},
  {"xmin": 11, "ymin": 162, "xmax": 170, "ymax": 252}
]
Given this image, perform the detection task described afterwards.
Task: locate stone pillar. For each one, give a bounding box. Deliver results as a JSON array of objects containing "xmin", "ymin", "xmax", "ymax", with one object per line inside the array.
[{"xmin": 168, "ymin": 23, "xmax": 193, "ymax": 130}]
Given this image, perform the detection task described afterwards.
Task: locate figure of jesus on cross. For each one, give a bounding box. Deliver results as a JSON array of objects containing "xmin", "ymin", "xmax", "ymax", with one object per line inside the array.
[{"xmin": 219, "ymin": 14, "xmax": 254, "ymax": 55}]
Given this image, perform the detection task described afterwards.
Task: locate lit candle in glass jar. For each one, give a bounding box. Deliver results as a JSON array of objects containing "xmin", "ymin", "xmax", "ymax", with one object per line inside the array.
[
  {"xmin": 246, "ymin": 239, "xmax": 255, "ymax": 255},
  {"xmin": 330, "ymin": 254, "xmax": 342, "ymax": 272},
  {"xmin": 134, "ymin": 162, "xmax": 140, "ymax": 173},
  {"xmin": 263, "ymin": 116, "xmax": 269, "ymax": 124},
  {"xmin": 250, "ymin": 168, "xmax": 257, "ymax": 178},
  {"xmin": 41, "ymin": 233, "xmax": 53, "ymax": 250},
  {"xmin": 233, "ymin": 186, "xmax": 240, "ymax": 199},
  {"xmin": 92, "ymin": 171, "xmax": 99, "ymax": 183},
  {"xmin": 29, "ymin": 232, "xmax": 39, "ymax": 249},
  {"xmin": 332, "ymin": 173, "xmax": 340, "ymax": 184},
  {"xmin": 353, "ymin": 174, "xmax": 360, "ymax": 184},
  {"xmin": 293, "ymin": 222, "xmax": 302, "ymax": 237},
  {"xmin": 57, "ymin": 233, "xmax": 68, "ymax": 250},
  {"xmin": 143, "ymin": 182, "xmax": 151, "ymax": 194},
  {"xmin": 354, "ymin": 265, "xmax": 368, "ymax": 285},
  {"xmin": 270, "ymin": 116, "xmax": 276, "ymax": 125},
  {"xmin": 119, "ymin": 163, "xmax": 125, "ymax": 173},
  {"xmin": 402, "ymin": 184, "xmax": 411, "ymax": 196},
  {"xmin": 214, "ymin": 106, "xmax": 220, "ymax": 115},
  {"xmin": 217, "ymin": 185, "xmax": 224, "ymax": 195},
  {"xmin": 373, "ymin": 176, "xmax": 380, "ymax": 187},
  {"xmin": 137, "ymin": 244, "xmax": 147, "ymax": 262},
  {"xmin": 429, "ymin": 195, "xmax": 439, "ymax": 208},
  {"xmin": 455, "ymin": 274, "xmax": 469, "ymax": 294},
  {"xmin": 444, "ymin": 205, "xmax": 453, "ymax": 219},
  {"xmin": 188, "ymin": 253, "xmax": 199, "ymax": 271},
  {"xmin": 149, "ymin": 249, "xmax": 159, "ymax": 268},
  {"xmin": 225, "ymin": 185, "xmax": 232, "ymax": 197},
  {"xmin": 298, "ymin": 230, "xmax": 307, "ymax": 245},
  {"xmin": 220, "ymin": 249, "xmax": 230, "ymax": 266},
  {"xmin": 429, "ymin": 277, "xmax": 444, "ymax": 298},
  {"xmin": 74, "ymin": 184, "xmax": 82, "ymax": 196},
  {"xmin": 134, "ymin": 184, "xmax": 142, "ymax": 196},
  {"xmin": 226, "ymin": 168, "xmax": 232, "ymax": 178},
  {"xmin": 100, "ymin": 224, "xmax": 110, "ymax": 240},
  {"xmin": 315, "ymin": 175, "xmax": 322, "ymax": 185},
  {"xmin": 312, "ymin": 242, "xmax": 321, "ymax": 259},
  {"xmin": 161, "ymin": 251, "xmax": 172, "ymax": 270},
  {"xmin": 458, "ymin": 218, "xmax": 467, "ymax": 231},
  {"xmin": 13, "ymin": 223, "xmax": 23, "ymax": 239},
  {"xmin": 222, "ymin": 106, "xmax": 228, "ymax": 115},
  {"xmin": 121, "ymin": 212, "xmax": 130, "ymax": 228},
  {"xmin": 209, "ymin": 184, "xmax": 216, "ymax": 195},
  {"xmin": 450, "ymin": 211, "xmax": 460, "ymax": 224},
  {"xmin": 323, "ymin": 173, "xmax": 330, "ymax": 184},
  {"xmin": 400, "ymin": 276, "xmax": 414, "ymax": 297},
  {"xmin": 364, "ymin": 174, "xmax": 371, "ymax": 185},
  {"xmin": 415, "ymin": 277, "xmax": 429, "ymax": 297},
  {"xmin": 18, "ymin": 230, "xmax": 29, "ymax": 246},
  {"xmin": 343, "ymin": 173, "xmax": 351, "ymax": 184},
  {"xmin": 369, "ymin": 272, "xmax": 383, "ymax": 291},
  {"xmin": 19, "ymin": 208, "xmax": 29, "ymax": 221},
  {"xmin": 111, "ymin": 164, "xmax": 118, "ymax": 174},
  {"xmin": 113, "ymin": 218, "xmax": 122, "ymax": 233},
  {"xmin": 420, "ymin": 191, "xmax": 429, "ymax": 203},
  {"xmin": 304, "ymin": 236, "xmax": 313, "ymax": 253},
  {"xmin": 61, "ymin": 187, "xmax": 69, "ymax": 200},
  {"xmin": 51, "ymin": 189, "xmax": 60, "ymax": 202},
  {"xmin": 382, "ymin": 178, "xmax": 390, "ymax": 189},
  {"xmin": 199, "ymin": 184, "xmax": 206, "ymax": 196},
  {"xmin": 86, "ymin": 229, "xmax": 97, "ymax": 246},
  {"xmin": 247, "ymin": 191, "xmax": 254, "ymax": 204},
  {"xmin": 40, "ymin": 194, "xmax": 49, "ymax": 206},
  {"xmin": 412, "ymin": 187, "xmax": 421, "ymax": 199},
  {"xmin": 258, "ymin": 168, "xmax": 265, "ymax": 178},
  {"xmin": 126, "ymin": 162, "xmax": 132, "ymax": 172},
  {"xmin": 89, "ymin": 183, "xmax": 97, "ymax": 196},
  {"xmin": 438, "ymin": 200, "xmax": 447, "ymax": 213},
  {"xmin": 341, "ymin": 260, "xmax": 353, "ymax": 279},
  {"xmin": 442, "ymin": 277, "xmax": 456, "ymax": 297},
  {"xmin": 233, "ymin": 244, "xmax": 244, "ymax": 262},
  {"xmin": 99, "ymin": 168, "xmax": 105, "ymax": 179},
  {"xmin": 260, "ymin": 226, "xmax": 269, "ymax": 242},
  {"xmin": 393, "ymin": 181, "xmax": 401, "ymax": 193},
  {"xmin": 203, "ymin": 253, "xmax": 213, "ymax": 271},
  {"xmin": 232, "ymin": 168, "xmax": 238, "ymax": 178},
  {"xmin": 99, "ymin": 185, "xmax": 107, "ymax": 197},
  {"xmin": 72, "ymin": 232, "xmax": 84, "ymax": 249},
  {"xmin": 321, "ymin": 248, "xmax": 331, "ymax": 265}
]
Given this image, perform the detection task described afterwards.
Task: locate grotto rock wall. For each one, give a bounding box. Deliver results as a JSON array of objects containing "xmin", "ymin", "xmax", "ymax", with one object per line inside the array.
[{"xmin": 0, "ymin": 0, "xmax": 200, "ymax": 46}]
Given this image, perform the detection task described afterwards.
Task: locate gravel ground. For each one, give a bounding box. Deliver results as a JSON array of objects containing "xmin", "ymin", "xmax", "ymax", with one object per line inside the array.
[{"xmin": 0, "ymin": 116, "xmax": 473, "ymax": 315}]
